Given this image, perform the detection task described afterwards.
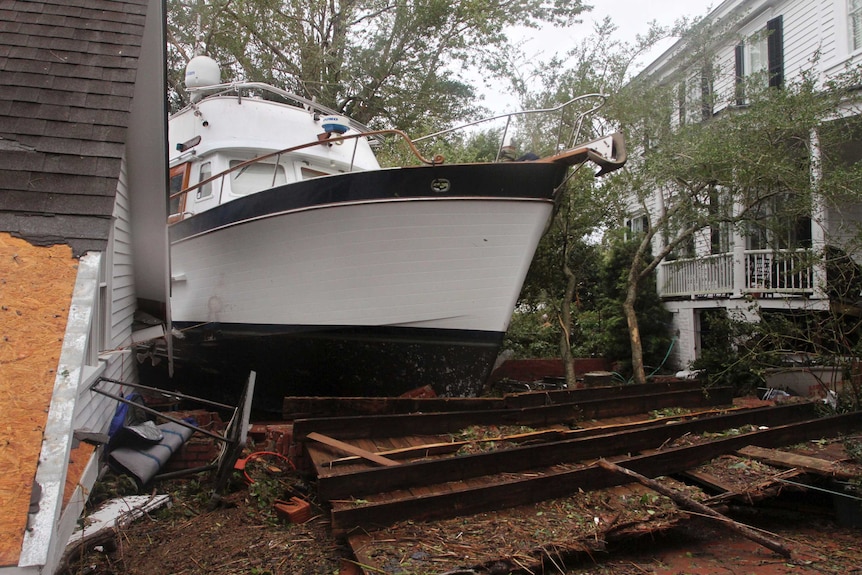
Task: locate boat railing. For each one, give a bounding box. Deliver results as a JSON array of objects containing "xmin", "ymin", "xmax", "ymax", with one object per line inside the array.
[
  {"xmin": 413, "ymin": 93, "xmax": 609, "ymax": 162},
  {"xmin": 169, "ymin": 129, "xmax": 442, "ymax": 222},
  {"xmin": 172, "ymin": 84, "xmax": 612, "ymax": 222},
  {"xmin": 186, "ymin": 81, "xmax": 378, "ymax": 137}
]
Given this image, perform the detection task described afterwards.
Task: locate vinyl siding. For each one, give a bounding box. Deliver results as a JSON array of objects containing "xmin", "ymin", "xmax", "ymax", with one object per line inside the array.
[{"xmin": 72, "ymin": 157, "xmax": 137, "ymax": 437}]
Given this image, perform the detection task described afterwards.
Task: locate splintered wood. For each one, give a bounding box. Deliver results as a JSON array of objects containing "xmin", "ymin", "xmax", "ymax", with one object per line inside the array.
[{"xmin": 0, "ymin": 234, "xmax": 78, "ymax": 566}]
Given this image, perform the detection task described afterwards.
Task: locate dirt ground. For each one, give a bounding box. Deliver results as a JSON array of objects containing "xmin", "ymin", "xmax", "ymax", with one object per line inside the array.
[{"xmin": 65, "ymin": 465, "xmax": 862, "ymax": 575}]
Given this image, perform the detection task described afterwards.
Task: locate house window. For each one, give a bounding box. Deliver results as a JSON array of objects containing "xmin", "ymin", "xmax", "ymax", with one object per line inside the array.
[
  {"xmin": 626, "ymin": 214, "xmax": 650, "ymax": 236},
  {"xmin": 734, "ymin": 16, "xmax": 784, "ymax": 102},
  {"xmin": 851, "ymin": 0, "xmax": 862, "ymax": 51},
  {"xmin": 747, "ymin": 35, "xmax": 769, "ymax": 80},
  {"xmin": 708, "ymin": 188, "xmax": 731, "ymax": 254},
  {"xmin": 678, "ymin": 69, "xmax": 713, "ymax": 124}
]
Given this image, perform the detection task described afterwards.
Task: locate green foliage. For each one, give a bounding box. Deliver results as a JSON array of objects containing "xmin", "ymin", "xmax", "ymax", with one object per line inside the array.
[
  {"xmin": 167, "ymin": 0, "xmax": 589, "ymax": 132},
  {"xmin": 578, "ymin": 234, "xmax": 673, "ymax": 375},
  {"xmin": 503, "ymin": 305, "xmax": 561, "ymax": 359},
  {"xmin": 690, "ymin": 309, "xmax": 763, "ymax": 396}
]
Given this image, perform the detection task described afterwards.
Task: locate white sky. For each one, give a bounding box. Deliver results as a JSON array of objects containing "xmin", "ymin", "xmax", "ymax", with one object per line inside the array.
[{"xmin": 482, "ymin": 0, "xmax": 717, "ymax": 112}]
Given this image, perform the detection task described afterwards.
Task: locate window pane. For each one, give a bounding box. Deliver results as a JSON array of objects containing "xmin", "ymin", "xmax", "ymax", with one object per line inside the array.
[
  {"xmin": 747, "ymin": 37, "xmax": 767, "ymax": 75},
  {"xmin": 198, "ymin": 161, "xmax": 212, "ymax": 199},
  {"xmin": 229, "ymin": 161, "xmax": 287, "ymax": 196},
  {"xmin": 853, "ymin": 12, "xmax": 862, "ymax": 51}
]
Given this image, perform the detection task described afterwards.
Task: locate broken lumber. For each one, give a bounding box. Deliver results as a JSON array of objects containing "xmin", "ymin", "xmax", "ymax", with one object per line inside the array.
[
  {"xmin": 326, "ymin": 428, "xmax": 571, "ymax": 466},
  {"xmin": 597, "ymin": 459, "xmax": 793, "ymax": 559},
  {"xmin": 306, "ymin": 432, "xmax": 399, "ymax": 467},
  {"xmin": 737, "ymin": 445, "xmax": 855, "ymax": 478}
]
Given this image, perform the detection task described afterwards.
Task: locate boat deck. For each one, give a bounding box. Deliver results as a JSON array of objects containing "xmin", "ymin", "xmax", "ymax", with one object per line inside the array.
[{"xmin": 0, "ymin": 234, "xmax": 80, "ymax": 566}]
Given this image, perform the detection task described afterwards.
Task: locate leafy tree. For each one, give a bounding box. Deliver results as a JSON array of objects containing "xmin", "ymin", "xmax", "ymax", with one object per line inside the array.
[
  {"xmin": 166, "ymin": 0, "xmax": 590, "ymax": 132},
  {"xmin": 503, "ymin": 18, "xmax": 673, "ymax": 384}
]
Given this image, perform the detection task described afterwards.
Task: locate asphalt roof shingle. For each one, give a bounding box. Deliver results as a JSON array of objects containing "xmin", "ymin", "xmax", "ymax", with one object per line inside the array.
[{"xmin": 0, "ymin": 0, "xmax": 151, "ymax": 256}]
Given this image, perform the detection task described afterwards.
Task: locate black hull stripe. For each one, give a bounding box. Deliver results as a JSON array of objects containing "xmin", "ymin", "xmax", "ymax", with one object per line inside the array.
[
  {"xmin": 171, "ymin": 322, "xmax": 505, "ymax": 348},
  {"xmin": 170, "ymin": 162, "xmax": 566, "ymax": 243}
]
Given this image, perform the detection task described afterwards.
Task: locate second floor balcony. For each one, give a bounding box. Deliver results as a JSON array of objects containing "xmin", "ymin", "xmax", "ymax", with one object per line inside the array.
[{"xmin": 659, "ymin": 249, "xmax": 819, "ymax": 299}]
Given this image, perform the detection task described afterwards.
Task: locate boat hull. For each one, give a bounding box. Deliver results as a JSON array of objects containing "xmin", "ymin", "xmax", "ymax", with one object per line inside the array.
[{"xmin": 168, "ymin": 162, "xmax": 563, "ymax": 400}]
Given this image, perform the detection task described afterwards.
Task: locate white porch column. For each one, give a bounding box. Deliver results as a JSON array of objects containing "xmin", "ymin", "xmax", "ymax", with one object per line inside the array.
[
  {"xmin": 732, "ymin": 199, "xmax": 746, "ymax": 297},
  {"xmin": 810, "ymin": 128, "xmax": 827, "ymax": 300},
  {"xmin": 655, "ymin": 187, "xmax": 667, "ymax": 297}
]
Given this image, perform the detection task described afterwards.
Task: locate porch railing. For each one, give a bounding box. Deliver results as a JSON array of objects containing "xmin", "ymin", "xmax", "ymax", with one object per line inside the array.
[{"xmin": 659, "ymin": 248, "xmax": 815, "ymax": 298}]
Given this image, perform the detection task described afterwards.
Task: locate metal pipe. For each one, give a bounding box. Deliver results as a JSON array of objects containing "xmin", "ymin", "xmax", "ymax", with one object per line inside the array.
[
  {"xmin": 95, "ymin": 376, "xmax": 236, "ymax": 410},
  {"xmin": 90, "ymin": 382, "xmax": 234, "ymax": 444}
]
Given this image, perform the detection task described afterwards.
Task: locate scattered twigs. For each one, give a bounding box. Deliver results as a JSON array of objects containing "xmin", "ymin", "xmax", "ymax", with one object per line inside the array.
[{"xmin": 597, "ymin": 459, "xmax": 793, "ymax": 559}]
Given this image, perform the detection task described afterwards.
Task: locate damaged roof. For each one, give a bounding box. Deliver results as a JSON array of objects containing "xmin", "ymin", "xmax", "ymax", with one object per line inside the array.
[{"xmin": 0, "ymin": 0, "xmax": 150, "ymax": 256}]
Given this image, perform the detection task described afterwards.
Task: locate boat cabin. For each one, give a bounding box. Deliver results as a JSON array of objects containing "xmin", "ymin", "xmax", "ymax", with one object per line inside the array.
[{"xmin": 167, "ymin": 66, "xmax": 381, "ymax": 221}]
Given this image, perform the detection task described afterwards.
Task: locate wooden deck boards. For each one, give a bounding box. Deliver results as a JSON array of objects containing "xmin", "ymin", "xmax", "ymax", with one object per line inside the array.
[
  {"xmin": 0, "ymin": 235, "xmax": 79, "ymax": 566},
  {"xmin": 296, "ymin": 387, "xmax": 858, "ymax": 534}
]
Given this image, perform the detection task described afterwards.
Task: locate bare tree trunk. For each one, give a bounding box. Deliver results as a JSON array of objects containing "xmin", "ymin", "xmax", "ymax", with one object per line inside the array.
[
  {"xmin": 559, "ymin": 259, "xmax": 578, "ymax": 387},
  {"xmin": 625, "ymin": 264, "xmax": 647, "ymax": 385}
]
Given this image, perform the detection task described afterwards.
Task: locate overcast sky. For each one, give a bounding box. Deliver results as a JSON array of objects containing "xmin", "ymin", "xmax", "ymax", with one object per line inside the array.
[{"xmin": 482, "ymin": 0, "xmax": 717, "ymax": 112}]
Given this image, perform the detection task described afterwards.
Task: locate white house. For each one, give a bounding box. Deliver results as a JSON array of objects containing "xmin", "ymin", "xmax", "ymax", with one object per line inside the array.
[
  {"xmin": 0, "ymin": 1, "xmax": 168, "ymax": 573},
  {"xmin": 631, "ymin": 0, "xmax": 862, "ymax": 371}
]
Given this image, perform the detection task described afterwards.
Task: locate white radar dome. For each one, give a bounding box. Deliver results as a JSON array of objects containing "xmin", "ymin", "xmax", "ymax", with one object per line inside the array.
[{"xmin": 185, "ymin": 55, "xmax": 221, "ymax": 89}]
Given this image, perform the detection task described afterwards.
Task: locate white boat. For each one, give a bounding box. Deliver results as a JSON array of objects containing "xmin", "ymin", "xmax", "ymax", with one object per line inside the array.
[{"xmin": 162, "ymin": 56, "xmax": 626, "ymax": 402}]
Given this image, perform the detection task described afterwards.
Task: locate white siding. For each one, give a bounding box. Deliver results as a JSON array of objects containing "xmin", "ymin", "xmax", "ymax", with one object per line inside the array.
[
  {"xmin": 72, "ymin": 158, "xmax": 137, "ymax": 439},
  {"xmin": 783, "ymin": 0, "xmax": 825, "ymax": 80}
]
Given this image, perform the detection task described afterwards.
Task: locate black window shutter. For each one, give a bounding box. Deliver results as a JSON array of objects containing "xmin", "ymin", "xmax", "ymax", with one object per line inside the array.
[
  {"xmin": 735, "ymin": 44, "xmax": 745, "ymax": 105},
  {"xmin": 767, "ymin": 16, "xmax": 784, "ymax": 88}
]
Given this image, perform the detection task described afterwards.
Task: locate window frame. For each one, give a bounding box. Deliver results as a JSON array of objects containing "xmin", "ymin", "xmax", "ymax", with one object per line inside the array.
[{"xmin": 850, "ymin": 0, "xmax": 862, "ymax": 52}]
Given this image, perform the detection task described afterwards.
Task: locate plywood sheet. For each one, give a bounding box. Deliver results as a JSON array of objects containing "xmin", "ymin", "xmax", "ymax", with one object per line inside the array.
[{"xmin": 0, "ymin": 234, "xmax": 78, "ymax": 566}]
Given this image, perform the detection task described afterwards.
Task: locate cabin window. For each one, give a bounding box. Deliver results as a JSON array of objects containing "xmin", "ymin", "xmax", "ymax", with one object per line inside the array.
[
  {"xmin": 197, "ymin": 161, "xmax": 213, "ymax": 199},
  {"xmin": 169, "ymin": 163, "xmax": 190, "ymax": 217},
  {"xmin": 300, "ymin": 166, "xmax": 330, "ymax": 179},
  {"xmin": 229, "ymin": 160, "xmax": 287, "ymax": 196},
  {"xmin": 852, "ymin": 0, "xmax": 862, "ymax": 51}
]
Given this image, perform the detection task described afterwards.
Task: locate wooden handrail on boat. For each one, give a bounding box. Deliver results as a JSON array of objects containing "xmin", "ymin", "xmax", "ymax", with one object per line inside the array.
[
  {"xmin": 539, "ymin": 131, "xmax": 627, "ymax": 176},
  {"xmin": 168, "ymin": 129, "xmax": 442, "ymax": 216}
]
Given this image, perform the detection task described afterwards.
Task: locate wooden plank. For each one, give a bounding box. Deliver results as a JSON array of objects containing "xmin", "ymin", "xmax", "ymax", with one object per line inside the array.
[
  {"xmin": 293, "ymin": 386, "xmax": 735, "ymax": 440},
  {"xmin": 329, "ymin": 411, "xmax": 862, "ymax": 532},
  {"xmin": 503, "ymin": 378, "xmax": 706, "ymax": 408},
  {"xmin": 677, "ymin": 469, "xmax": 736, "ymax": 495},
  {"xmin": 316, "ymin": 402, "xmax": 819, "ymax": 500},
  {"xmin": 306, "ymin": 433, "xmax": 400, "ymax": 467},
  {"xmin": 323, "ymin": 428, "xmax": 570, "ymax": 467},
  {"xmin": 736, "ymin": 445, "xmax": 855, "ymax": 478},
  {"xmin": 283, "ymin": 395, "xmax": 505, "ymax": 418}
]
